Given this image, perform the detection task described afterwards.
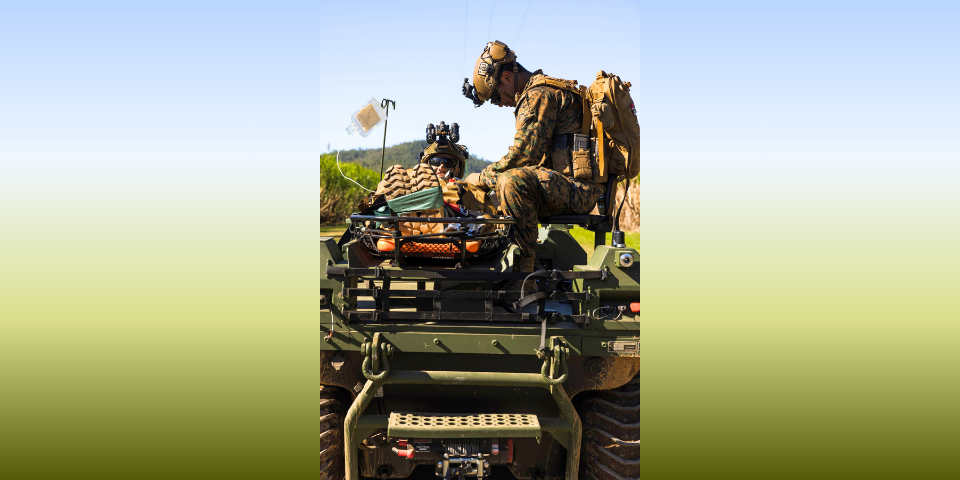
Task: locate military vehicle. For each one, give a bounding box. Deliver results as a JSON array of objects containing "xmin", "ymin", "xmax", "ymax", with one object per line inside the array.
[{"xmin": 320, "ymin": 125, "xmax": 640, "ymax": 479}]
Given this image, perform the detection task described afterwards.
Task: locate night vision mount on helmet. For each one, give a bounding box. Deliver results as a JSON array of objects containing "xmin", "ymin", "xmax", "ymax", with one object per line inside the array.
[{"xmin": 420, "ymin": 121, "xmax": 468, "ymax": 177}]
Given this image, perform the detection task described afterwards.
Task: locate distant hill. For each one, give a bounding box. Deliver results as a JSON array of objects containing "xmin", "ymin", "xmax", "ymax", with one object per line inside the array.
[{"xmin": 333, "ymin": 140, "xmax": 495, "ymax": 176}]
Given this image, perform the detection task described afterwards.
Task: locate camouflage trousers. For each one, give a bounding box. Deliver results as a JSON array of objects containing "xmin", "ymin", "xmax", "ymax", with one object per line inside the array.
[{"xmin": 495, "ymin": 167, "xmax": 604, "ymax": 270}]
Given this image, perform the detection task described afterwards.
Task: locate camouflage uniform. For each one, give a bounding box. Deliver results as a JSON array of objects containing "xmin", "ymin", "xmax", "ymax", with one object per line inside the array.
[{"xmin": 480, "ymin": 71, "xmax": 604, "ymax": 269}]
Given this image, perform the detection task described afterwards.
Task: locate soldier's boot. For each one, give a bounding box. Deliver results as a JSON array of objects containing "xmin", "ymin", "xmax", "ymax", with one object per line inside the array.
[
  {"xmin": 408, "ymin": 164, "xmax": 441, "ymax": 192},
  {"xmin": 376, "ymin": 165, "xmax": 412, "ymax": 200}
]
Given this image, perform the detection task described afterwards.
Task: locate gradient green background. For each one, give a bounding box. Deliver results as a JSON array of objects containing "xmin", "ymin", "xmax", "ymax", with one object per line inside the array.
[{"xmin": 2, "ymin": 1, "xmax": 958, "ymax": 478}]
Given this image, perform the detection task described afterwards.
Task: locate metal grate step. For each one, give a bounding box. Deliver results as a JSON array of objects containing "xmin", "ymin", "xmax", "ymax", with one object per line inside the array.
[{"xmin": 388, "ymin": 412, "xmax": 541, "ymax": 438}]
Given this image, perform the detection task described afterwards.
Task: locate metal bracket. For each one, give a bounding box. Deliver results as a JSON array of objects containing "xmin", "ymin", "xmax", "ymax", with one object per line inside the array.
[
  {"xmin": 540, "ymin": 341, "xmax": 569, "ymax": 385},
  {"xmin": 362, "ymin": 333, "xmax": 391, "ymax": 382}
]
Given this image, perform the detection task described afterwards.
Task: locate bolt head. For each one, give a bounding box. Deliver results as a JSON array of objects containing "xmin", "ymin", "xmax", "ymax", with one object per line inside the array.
[
  {"xmin": 584, "ymin": 357, "xmax": 602, "ymax": 376},
  {"xmin": 434, "ymin": 338, "xmax": 441, "ymax": 345},
  {"xmin": 491, "ymin": 339, "xmax": 499, "ymax": 346}
]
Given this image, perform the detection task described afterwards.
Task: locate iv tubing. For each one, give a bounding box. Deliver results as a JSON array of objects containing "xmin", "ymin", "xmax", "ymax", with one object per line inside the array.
[{"xmin": 336, "ymin": 132, "xmax": 376, "ymax": 193}]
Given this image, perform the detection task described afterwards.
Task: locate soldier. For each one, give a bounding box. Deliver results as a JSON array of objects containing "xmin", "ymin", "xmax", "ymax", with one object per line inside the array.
[
  {"xmin": 462, "ymin": 40, "xmax": 604, "ymax": 279},
  {"xmin": 419, "ymin": 139, "xmax": 465, "ymax": 181}
]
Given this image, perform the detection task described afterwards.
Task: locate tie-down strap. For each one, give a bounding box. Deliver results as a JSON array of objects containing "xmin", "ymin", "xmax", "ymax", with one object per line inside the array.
[{"xmin": 326, "ymin": 266, "xmax": 608, "ymax": 282}]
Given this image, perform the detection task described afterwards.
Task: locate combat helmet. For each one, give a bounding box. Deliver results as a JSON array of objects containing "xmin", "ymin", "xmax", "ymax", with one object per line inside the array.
[
  {"xmin": 419, "ymin": 121, "xmax": 468, "ymax": 178},
  {"xmin": 462, "ymin": 40, "xmax": 518, "ymax": 107}
]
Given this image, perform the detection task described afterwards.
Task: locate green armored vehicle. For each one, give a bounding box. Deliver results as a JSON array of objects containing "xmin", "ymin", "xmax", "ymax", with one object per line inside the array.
[{"xmin": 320, "ymin": 126, "xmax": 639, "ymax": 480}]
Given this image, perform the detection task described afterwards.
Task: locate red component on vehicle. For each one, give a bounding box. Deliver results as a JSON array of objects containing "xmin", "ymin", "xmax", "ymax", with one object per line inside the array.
[
  {"xmin": 507, "ymin": 439, "xmax": 514, "ymax": 463},
  {"xmin": 398, "ymin": 439, "xmax": 408, "ymax": 447},
  {"xmin": 630, "ymin": 302, "xmax": 640, "ymax": 313},
  {"xmin": 393, "ymin": 446, "xmax": 415, "ymax": 459},
  {"xmin": 443, "ymin": 201, "xmax": 465, "ymax": 214},
  {"xmin": 491, "ymin": 441, "xmax": 499, "ymax": 455}
]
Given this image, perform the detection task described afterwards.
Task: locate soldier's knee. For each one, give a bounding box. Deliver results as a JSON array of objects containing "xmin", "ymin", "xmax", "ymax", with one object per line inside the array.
[{"xmin": 496, "ymin": 175, "xmax": 521, "ymax": 202}]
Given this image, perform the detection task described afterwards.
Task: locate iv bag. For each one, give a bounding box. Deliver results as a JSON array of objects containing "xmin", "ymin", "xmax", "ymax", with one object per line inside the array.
[{"xmin": 346, "ymin": 98, "xmax": 386, "ymax": 137}]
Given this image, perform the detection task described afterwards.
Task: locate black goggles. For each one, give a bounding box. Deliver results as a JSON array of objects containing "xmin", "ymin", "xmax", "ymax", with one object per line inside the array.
[{"xmin": 428, "ymin": 156, "xmax": 458, "ymax": 168}]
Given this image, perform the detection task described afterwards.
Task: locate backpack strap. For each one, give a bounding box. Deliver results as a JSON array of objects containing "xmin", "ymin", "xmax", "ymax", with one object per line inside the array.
[
  {"xmin": 579, "ymin": 85, "xmax": 590, "ymax": 136},
  {"xmin": 591, "ymin": 75, "xmax": 609, "ymax": 183}
]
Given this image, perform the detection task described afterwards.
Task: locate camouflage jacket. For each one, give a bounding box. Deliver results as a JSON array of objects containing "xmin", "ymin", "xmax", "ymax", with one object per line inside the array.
[{"xmin": 480, "ymin": 71, "xmax": 584, "ymax": 189}]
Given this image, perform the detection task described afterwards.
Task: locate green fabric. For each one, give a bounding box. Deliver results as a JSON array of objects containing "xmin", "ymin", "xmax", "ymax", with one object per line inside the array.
[
  {"xmin": 386, "ymin": 187, "xmax": 444, "ymax": 215},
  {"xmin": 373, "ymin": 204, "xmax": 392, "ymax": 228}
]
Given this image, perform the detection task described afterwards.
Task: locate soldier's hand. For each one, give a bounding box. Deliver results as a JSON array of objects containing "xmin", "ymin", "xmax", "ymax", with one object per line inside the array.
[{"xmin": 464, "ymin": 173, "xmax": 485, "ymax": 188}]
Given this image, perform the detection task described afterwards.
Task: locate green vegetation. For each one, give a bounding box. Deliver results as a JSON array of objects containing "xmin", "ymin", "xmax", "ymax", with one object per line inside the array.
[
  {"xmin": 319, "ymin": 154, "xmax": 379, "ymax": 225},
  {"xmin": 569, "ymin": 227, "xmax": 640, "ymax": 256},
  {"xmin": 333, "ymin": 140, "xmax": 494, "ymax": 176}
]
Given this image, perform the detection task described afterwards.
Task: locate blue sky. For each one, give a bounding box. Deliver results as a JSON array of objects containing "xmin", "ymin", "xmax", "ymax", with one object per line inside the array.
[{"xmin": 2, "ymin": 1, "xmax": 957, "ymax": 171}]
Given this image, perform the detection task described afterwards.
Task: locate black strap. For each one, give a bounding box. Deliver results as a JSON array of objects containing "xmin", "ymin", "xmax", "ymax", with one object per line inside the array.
[
  {"xmin": 514, "ymin": 292, "xmax": 548, "ymax": 309},
  {"xmin": 539, "ymin": 316, "xmax": 548, "ymax": 356},
  {"xmin": 326, "ymin": 266, "xmax": 606, "ymax": 281}
]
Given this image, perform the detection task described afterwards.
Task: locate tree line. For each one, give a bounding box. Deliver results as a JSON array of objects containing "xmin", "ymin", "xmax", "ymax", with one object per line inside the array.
[{"xmin": 333, "ymin": 140, "xmax": 493, "ymax": 177}]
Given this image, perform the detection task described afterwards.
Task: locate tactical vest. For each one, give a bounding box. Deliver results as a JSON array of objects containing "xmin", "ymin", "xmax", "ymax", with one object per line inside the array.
[
  {"xmin": 516, "ymin": 72, "xmax": 641, "ymax": 183},
  {"xmin": 514, "ymin": 74, "xmax": 593, "ymax": 180}
]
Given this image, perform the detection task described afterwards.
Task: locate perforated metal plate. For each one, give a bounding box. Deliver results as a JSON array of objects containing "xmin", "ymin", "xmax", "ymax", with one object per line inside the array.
[{"xmin": 388, "ymin": 412, "xmax": 541, "ymax": 438}]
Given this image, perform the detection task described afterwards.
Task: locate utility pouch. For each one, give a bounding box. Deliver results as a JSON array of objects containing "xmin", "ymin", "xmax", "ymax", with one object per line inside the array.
[
  {"xmin": 459, "ymin": 182, "xmax": 498, "ymax": 216},
  {"xmin": 551, "ymin": 134, "xmax": 573, "ymax": 176},
  {"xmin": 572, "ymin": 134, "xmax": 593, "ymax": 180}
]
